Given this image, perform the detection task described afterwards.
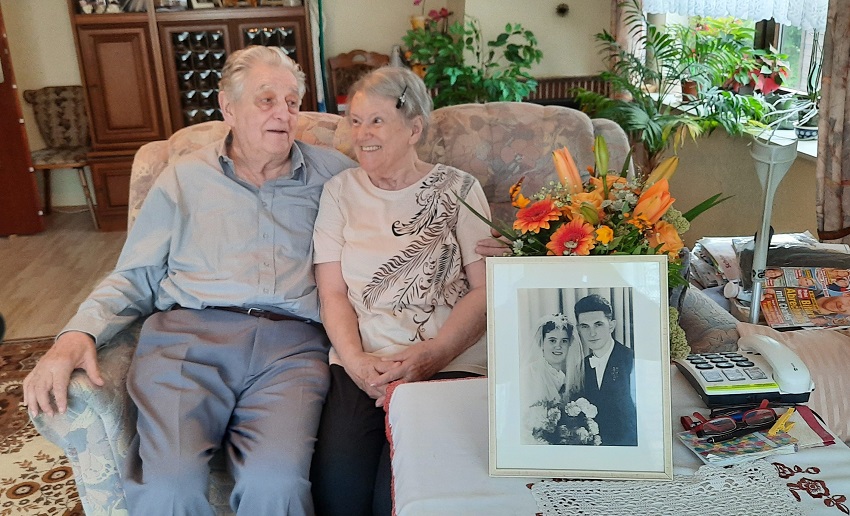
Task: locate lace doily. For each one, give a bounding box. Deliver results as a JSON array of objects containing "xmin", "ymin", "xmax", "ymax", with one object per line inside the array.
[{"xmin": 532, "ymin": 460, "xmax": 802, "ymax": 516}]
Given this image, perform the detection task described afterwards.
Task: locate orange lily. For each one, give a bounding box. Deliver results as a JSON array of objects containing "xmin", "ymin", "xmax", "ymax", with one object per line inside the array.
[
  {"xmin": 509, "ymin": 179, "xmax": 530, "ymax": 209},
  {"xmin": 553, "ymin": 146, "xmax": 583, "ymax": 194},
  {"xmin": 634, "ymin": 179, "xmax": 675, "ymax": 224},
  {"xmin": 648, "ymin": 221, "xmax": 684, "ymax": 257}
]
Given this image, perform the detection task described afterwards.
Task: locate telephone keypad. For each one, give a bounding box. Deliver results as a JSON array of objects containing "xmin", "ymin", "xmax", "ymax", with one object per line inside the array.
[{"xmin": 684, "ymin": 352, "xmax": 767, "ymax": 378}]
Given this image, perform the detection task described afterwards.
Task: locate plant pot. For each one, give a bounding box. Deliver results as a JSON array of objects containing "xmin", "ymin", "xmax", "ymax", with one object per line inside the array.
[
  {"xmin": 794, "ymin": 124, "xmax": 818, "ymax": 141},
  {"xmin": 680, "ymin": 80, "xmax": 699, "ymax": 103},
  {"xmin": 410, "ymin": 15, "xmax": 427, "ymax": 30},
  {"xmin": 411, "ymin": 63, "xmax": 428, "ymax": 79}
]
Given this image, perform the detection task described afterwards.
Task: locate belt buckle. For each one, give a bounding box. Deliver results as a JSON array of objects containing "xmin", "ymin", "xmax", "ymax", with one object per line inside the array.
[{"xmin": 246, "ymin": 307, "xmax": 267, "ymax": 318}]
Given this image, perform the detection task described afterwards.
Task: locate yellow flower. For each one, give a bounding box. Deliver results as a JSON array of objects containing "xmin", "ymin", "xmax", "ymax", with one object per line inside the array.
[
  {"xmin": 552, "ymin": 146, "xmax": 583, "ymax": 194},
  {"xmin": 514, "ymin": 197, "xmax": 560, "ymax": 234},
  {"xmin": 634, "ymin": 179, "xmax": 675, "ymax": 224},
  {"xmin": 595, "ymin": 225, "xmax": 614, "ymax": 245},
  {"xmin": 648, "ymin": 221, "xmax": 684, "ymax": 257}
]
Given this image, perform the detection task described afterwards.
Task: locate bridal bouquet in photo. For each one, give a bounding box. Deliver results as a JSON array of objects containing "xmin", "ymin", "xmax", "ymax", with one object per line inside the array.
[{"xmin": 531, "ymin": 397, "xmax": 601, "ymax": 446}]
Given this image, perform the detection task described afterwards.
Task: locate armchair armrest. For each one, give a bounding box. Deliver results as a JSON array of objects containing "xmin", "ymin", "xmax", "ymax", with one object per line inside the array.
[
  {"xmin": 30, "ymin": 322, "xmax": 142, "ymax": 516},
  {"xmin": 679, "ymin": 288, "xmax": 740, "ymax": 353}
]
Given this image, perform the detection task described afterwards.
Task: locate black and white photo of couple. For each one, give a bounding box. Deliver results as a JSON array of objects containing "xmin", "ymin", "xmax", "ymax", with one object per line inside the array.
[{"xmin": 520, "ymin": 288, "xmax": 637, "ymax": 447}]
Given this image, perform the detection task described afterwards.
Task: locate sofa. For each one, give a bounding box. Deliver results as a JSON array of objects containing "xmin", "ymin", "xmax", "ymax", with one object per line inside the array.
[{"xmin": 31, "ymin": 102, "xmax": 740, "ymax": 516}]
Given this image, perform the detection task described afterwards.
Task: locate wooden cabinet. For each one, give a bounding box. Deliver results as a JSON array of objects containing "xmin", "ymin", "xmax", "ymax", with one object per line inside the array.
[
  {"xmin": 66, "ymin": 0, "xmax": 316, "ymax": 230},
  {"xmin": 76, "ymin": 17, "xmax": 167, "ymax": 149}
]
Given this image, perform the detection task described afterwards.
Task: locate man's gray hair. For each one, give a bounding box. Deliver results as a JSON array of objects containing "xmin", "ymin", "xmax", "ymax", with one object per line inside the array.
[
  {"xmin": 219, "ymin": 46, "xmax": 307, "ymax": 101},
  {"xmin": 348, "ymin": 66, "xmax": 432, "ymax": 138}
]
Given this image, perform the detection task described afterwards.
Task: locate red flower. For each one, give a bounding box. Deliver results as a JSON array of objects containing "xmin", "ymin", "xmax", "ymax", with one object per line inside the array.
[
  {"xmin": 514, "ymin": 197, "xmax": 560, "ymax": 234},
  {"xmin": 546, "ymin": 218, "xmax": 596, "ymax": 256}
]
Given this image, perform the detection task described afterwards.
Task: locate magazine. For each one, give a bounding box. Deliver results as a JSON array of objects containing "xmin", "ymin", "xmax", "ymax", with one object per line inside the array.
[
  {"xmin": 677, "ymin": 428, "xmax": 798, "ymax": 467},
  {"xmin": 759, "ymin": 267, "xmax": 850, "ymax": 329}
]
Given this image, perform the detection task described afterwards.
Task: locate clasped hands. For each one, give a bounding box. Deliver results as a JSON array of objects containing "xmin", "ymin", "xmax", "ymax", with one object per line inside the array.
[{"xmin": 344, "ymin": 340, "xmax": 452, "ymax": 408}]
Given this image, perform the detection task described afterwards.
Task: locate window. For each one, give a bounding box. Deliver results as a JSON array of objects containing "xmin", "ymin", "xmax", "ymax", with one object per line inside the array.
[{"xmin": 774, "ymin": 24, "xmax": 823, "ymax": 93}]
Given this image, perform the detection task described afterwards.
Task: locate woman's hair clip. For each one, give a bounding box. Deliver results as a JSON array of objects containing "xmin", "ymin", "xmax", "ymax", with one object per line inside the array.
[{"xmin": 396, "ymin": 85, "xmax": 409, "ymax": 109}]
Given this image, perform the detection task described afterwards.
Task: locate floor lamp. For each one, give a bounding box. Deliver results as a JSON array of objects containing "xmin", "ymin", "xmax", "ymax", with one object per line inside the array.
[{"xmin": 749, "ymin": 136, "xmax": 799, "ymax": 324}]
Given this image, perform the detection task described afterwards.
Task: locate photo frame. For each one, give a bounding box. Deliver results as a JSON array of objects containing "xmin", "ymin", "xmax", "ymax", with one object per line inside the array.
[{"xmin": 487, "ymin": 255, "xmax": 673, "ymax": 480}]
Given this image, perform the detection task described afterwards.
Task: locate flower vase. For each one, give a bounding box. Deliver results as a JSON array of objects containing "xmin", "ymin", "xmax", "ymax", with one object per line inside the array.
[{"xmin": 410, "ymin": 15, "xmax": 427, "ymax": 30}]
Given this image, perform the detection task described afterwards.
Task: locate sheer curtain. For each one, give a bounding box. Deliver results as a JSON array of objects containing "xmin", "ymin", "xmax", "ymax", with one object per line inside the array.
[{"xmin": 642, "ymin": 0, "xmax": 828, "ymax": 31}]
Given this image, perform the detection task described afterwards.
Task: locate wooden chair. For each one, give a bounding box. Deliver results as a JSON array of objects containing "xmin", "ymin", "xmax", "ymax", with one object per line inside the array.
[
  {"xmin": 327, "ymin": 49, "xmax": 390, "ymax": 114},
  {"xmin": 23, "ymin": 86, "xmax": 98, "ymax": 229}
]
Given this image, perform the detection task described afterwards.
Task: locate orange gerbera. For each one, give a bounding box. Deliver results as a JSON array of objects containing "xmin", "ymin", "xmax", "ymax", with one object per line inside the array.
[
  {"xmin": 648, "ymin": 221, "xmax": 684, "ymax": 257},
  {"xmin": 546, "ymin": 218, "xmax": 596, "ymax": 256},
  {"xmin": 514, "ymin": 197, "xmax": 561, "ymax": 234}
]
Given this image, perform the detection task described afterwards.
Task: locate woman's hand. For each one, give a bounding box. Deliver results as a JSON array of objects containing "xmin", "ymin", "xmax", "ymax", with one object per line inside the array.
[
  {"xmin": 373, "ymin": 340, "xmax": 453, "ymax": 388},
  {"xmin": 475, "ymin": 227, "xmax": 511, "ymax": 257},
  {"xmin": 342, "ymin": 352, "xmax": 396, "ymax": 401}
]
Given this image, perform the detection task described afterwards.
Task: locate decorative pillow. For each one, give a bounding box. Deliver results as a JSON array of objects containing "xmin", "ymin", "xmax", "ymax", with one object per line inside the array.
[{"xmin": 736, "ymin": 322, "xmax": 850, "ymax": 443}]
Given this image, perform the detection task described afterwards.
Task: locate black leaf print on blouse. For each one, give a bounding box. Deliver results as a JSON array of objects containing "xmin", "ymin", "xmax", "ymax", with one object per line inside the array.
[{"xmin": 363, "ymin": 166, "xmax": 475, "ymax": 341}]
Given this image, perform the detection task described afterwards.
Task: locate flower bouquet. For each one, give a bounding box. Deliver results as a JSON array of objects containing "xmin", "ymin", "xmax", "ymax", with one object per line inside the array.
[
  {"xmin": 531, "ymin": 396, "xmax": 601, "ymax": 445},
  {"xmin": 458, "ymin": 136, "xmax": 727, "ymax": 359}
]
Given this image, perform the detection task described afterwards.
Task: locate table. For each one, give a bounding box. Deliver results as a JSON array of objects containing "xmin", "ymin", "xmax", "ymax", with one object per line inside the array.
[{"xmin": 386, "ymin": 369, "xmax": 850, "ymax": 515}]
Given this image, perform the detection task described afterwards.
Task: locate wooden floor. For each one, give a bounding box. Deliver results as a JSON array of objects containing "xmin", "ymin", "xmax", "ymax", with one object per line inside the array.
[{"xmin": 0, "ymin": 211, "xmax": 126, "ymax": 340}]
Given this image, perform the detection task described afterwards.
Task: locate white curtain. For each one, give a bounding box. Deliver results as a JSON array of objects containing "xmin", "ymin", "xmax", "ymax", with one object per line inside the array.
[{"xmin": 642, "ymin": 0, "xmax": 828, "ymax": 30}]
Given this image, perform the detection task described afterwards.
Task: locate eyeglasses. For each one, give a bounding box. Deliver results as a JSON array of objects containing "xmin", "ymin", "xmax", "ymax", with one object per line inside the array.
[{"xmin": 682, "ymin": 401, "xmax": 778, "ymax": 444}]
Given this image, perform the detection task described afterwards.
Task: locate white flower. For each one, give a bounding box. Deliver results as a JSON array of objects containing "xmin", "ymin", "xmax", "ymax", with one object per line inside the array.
[
  {"xmin": 587, "ymin": 419, "xmax": 599, "ymax": 436},
  {"xmin": 576, "ymin": 427, "xmax": 590, "ymax": 441},
  {"xmin": 565, "ymin": 402, "xmax": 581, "ymax": 417}
]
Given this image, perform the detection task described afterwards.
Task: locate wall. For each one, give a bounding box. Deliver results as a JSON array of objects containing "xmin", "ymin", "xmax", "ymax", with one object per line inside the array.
[
  {"xmin": 671, "ymin": 133, "xmax": 818, "ymax": 248},
  {"xmin": 0, "ymin": 0, "xmax": 88, "ymax": 208},
  {"xmin": 0, "ymin": 0, "xmax": 821, "ymax": 245}
]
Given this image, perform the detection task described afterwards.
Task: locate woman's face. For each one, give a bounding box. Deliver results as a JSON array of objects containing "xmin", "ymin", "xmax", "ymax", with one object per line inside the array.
[
  {"xmin": 349, "ymin": 91, "xmax": 421, "ymax": 175},
  {"xmin": 541, "ymin": 327, "xmax": 570, "ymax": 368}
]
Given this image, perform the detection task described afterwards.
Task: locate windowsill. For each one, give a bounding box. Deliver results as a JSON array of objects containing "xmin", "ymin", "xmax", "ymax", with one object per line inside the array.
[{"xmin": 658, "ymin": 92, "xmax": 819, "ymax": 162}]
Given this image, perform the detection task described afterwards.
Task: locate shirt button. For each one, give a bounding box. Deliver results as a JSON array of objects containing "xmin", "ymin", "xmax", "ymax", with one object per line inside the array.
[
  {"xmin": 263, "ymin": 288, "xmax": 270, "ymax": 293},
  {"xmin": 263, "ymin": 233, "xmax": 269, "ymax": 239}
]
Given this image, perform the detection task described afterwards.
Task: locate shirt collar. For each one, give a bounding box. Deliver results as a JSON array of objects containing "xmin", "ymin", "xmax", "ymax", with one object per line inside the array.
[{"xmin": 217, "ymin": 131, "xmax": 308, "ymax": 185}]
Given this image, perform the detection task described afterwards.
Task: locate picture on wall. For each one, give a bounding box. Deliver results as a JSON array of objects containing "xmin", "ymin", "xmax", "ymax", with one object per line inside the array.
[{"xmin": 487, "ymin": 256, "xmax": 673, "ymax": 480}]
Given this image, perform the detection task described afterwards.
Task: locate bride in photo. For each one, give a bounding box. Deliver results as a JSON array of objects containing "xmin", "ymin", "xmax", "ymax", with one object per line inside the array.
[{"xmin": 521, "ymin": 313, "xmax": 585, "ymax": 444}]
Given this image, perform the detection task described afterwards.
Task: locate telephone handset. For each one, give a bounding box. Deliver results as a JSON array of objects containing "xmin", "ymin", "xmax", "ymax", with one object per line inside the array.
[{"xmin": 674, "ymin": 335, "xmax": 814, "ymax": 407}]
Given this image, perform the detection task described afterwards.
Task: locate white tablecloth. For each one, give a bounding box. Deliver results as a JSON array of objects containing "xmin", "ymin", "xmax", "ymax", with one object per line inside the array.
[{"xmin": 386, "ymin": 369, "xmax": 850, "ymax": 516}]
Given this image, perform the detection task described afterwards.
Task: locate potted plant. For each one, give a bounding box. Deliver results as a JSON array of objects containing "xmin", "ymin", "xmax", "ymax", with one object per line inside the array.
[
  {"xmin": 667, "ymin": 20, "xmax": 743, "ymax": 101},
  {"xmin": 402, "ymin": 15, "xmax": 543, "ymax": 108},
  {"xmin": 724, "ymin": 47, "xmax": 791, "ymax": 96}
]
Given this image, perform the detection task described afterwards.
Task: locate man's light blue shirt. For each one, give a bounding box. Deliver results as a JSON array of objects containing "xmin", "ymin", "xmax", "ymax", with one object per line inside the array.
[{"xmin": 63, "ymin": 135, "xmax": 356, "ymax": 346}]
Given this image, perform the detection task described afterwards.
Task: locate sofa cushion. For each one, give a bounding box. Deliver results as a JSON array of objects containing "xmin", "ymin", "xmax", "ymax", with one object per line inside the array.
[{"xmin": 736, "ymin": 322, "xmax": 850, "ymax": 443}]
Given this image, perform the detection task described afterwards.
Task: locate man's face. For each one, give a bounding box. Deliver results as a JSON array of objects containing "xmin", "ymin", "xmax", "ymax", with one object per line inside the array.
[
  {"xmin": 219, "ymin": 62, "xmax": 301, "ymax": 162},
  {"xmin": 576, "ymin": 311, "xmax": 615, "ymax": 354},
  {"xmin": 818, "ymin": 295, "xmax": 850, "ymax": 314},
  {"xmin": 836, "ymin": 278, "xmax": 849, "ymax": 288}
]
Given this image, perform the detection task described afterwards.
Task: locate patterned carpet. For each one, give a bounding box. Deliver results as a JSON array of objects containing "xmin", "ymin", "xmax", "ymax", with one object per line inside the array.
[{"xmin": 0, "ymin": 337, "xmax": 82, "ymax": 515}]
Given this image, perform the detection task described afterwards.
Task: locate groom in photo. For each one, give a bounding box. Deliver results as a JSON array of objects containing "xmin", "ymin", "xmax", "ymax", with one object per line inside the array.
[{"xmin": 574, "ymin": 294, "xmax": 637, "ymax": 446}]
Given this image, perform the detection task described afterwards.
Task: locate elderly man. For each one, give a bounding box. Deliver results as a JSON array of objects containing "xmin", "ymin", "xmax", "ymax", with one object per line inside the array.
[{"xmin": 23, "ymin": 46, "xmax": 356, "ymax": 515}]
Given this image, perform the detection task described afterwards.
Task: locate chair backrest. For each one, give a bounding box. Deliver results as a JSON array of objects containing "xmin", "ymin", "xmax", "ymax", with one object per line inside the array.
[
  {"xmin": 22, "ymin": 86, "xmax": 90, "ymax": 149},
  {"xmin": 327, "ymin": 50, "xmax": 390, "ymax": 112}
]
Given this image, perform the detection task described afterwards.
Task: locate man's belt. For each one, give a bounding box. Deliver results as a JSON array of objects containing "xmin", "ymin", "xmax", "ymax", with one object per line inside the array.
[{"xmin": 173, "ymin": 305, "xmax": 306, "ymax": 323}]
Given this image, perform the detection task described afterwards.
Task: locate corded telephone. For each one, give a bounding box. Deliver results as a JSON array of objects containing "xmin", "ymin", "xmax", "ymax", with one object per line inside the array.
[{"xmin": 674, "ymin": 334, "xmax": 815, "ymax": 407}]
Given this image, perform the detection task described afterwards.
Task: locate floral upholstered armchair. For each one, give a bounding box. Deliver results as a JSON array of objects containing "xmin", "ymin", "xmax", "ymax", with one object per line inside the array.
[{"xmin": 30, "ymin": 103, "xmax": 739, "ymax": 515}]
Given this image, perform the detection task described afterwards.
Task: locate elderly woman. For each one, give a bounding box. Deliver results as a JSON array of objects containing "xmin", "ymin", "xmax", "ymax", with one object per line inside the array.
[
  {"xmin": 521, "ymin": 313, "xmax": 585, "ymax": 444},
  {"xmin": 310, "ymin": 67, "xmax": 491, "ymax": 515}
]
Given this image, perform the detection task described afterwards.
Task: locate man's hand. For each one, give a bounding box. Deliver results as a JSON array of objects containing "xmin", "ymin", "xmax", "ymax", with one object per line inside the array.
[
  {"xmin": 23, "ymin": 331, "xmax": 102, "ymax": 417},
  {"xmin": 475, "ymin": 227, "xmax": 511, "ymax": 258}
]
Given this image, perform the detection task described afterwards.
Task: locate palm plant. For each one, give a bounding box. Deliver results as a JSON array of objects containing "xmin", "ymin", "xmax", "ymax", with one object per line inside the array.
[
  {"xmin": 574, "ymin": 0, "xmax": 772, "ymax": 175},
  {"xmin": 574, "ymin": 0, "xmax": 711, "ymax": 175}
]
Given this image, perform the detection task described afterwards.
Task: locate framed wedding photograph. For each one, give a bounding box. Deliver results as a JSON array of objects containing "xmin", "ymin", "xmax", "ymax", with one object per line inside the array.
[{"xmin": 487, "ymin": 255, "xmax": 673, "ymax": 480}]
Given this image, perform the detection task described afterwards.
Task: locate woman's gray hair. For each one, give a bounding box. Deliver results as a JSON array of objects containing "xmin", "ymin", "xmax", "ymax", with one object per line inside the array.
[
  {"xmin": 219, "ymin": 46, "xmax": 307, "ymax": 102},
  {"xmin": 348, "ymin": 66, "xmax": 432, "ymax": 137}
]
